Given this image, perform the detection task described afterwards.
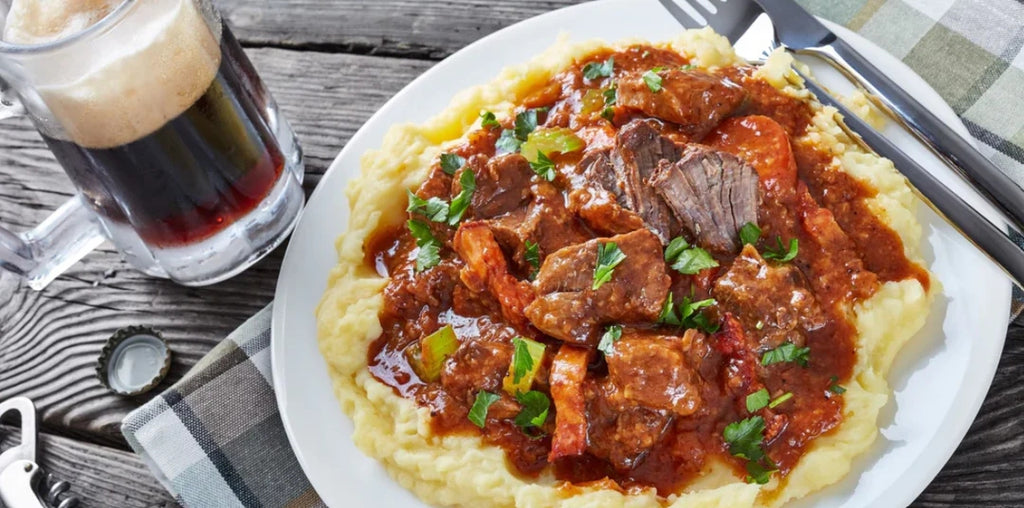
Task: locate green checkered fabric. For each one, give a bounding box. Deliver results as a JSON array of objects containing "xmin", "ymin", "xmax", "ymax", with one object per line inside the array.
[{"xmin": 798, "ymin": 0, "xmax": 1024, "ymax": 183}]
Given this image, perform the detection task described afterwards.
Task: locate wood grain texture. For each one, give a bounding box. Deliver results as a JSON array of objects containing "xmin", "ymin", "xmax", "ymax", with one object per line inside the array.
[
  {"xmin": 0, "ymin": 1, "xmax": 1022, "ymax": 505},
  {"xmin": 0, "ymin": 425, "xmax": 177, "ymax": 507},
  {"xmin": 0, "ymin": 48, "xmax": 431, "ymax": 446},
  {"xmin": 217, "ymin": 0, "xmax": 587, "ymax": 58}
]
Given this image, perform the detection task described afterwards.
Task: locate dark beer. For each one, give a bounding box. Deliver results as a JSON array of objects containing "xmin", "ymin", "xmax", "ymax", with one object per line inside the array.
[{"xmin": 43, "ymin": 26, "xmax": 285, "ymax": 248}]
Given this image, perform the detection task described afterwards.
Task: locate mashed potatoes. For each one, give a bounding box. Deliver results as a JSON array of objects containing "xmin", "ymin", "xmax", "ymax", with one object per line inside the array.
[{"xmin": 316, "ymin": 29, "xmax": 934, "ymax": 507}]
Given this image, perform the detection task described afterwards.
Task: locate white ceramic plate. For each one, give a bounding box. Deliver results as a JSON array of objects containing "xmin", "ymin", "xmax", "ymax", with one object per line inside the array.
[{"xmin": 271, "ymin": 1, "xmax": 1011, "ymax": 506}]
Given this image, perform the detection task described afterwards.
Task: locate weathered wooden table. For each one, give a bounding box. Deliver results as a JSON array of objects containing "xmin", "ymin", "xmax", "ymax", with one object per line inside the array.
[{"xmin": 0, "ymin": 1, "xmax": 1021, "ymax": 506}]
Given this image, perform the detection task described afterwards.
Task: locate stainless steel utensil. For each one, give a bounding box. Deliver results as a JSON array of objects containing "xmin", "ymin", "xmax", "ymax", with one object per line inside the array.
[
  {"xmin": 656, "ymin": 0, "xmax": 1024, "ymax": 286},
  {"xmin": 0, "ymin": 398, "xmax": 78, "ymax": 508}
]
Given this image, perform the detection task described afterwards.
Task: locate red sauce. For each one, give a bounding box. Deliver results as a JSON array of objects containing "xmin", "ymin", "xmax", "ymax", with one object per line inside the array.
[{"xmin": 362, "ymin": 44, "xmax": 928, "ymax": 495}]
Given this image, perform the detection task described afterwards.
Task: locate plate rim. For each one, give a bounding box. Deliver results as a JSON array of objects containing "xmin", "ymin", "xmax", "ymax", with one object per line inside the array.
[{"xmin": 271, "ymin": 1, "xmax": 1011, "ymax": 506}]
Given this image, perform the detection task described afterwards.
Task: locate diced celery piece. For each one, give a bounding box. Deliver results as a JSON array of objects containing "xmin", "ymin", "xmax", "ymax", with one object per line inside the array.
[
  {"xmin": 406, "ymin": 325, "xmax": 459, "ymax": 382},
  {"xmin": 520, "ymin": 128, "xmax": 584, "ymax": 163},
  {"xmin": 503, "ymin": 337, "xmax": 546, "ymax": 395}
]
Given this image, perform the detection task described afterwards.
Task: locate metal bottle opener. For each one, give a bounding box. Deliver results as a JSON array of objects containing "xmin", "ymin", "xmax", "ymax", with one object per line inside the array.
[{"xmin": 0, "ymin": 397, "xmax": 78, "ymax": 508}]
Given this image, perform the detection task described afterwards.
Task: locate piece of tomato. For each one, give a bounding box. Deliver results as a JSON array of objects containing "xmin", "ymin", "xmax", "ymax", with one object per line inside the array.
[{"xmin": 704, "ymin": 115, "xmax": 798, "ymax": 196}]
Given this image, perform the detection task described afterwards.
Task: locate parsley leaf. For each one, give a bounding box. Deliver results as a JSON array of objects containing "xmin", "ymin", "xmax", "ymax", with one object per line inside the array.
[
  {"xmin": 529, "ymin": 151, "xmax": 557, "ymax": 181},
  {"xmin": 746, "ymin": 460, "xmax": 777, "ymax": 485},
  {"xmin": 723, "ymin": 416, "xmax": 766, "ymax": 461},
  {"xmin": 407, "ymin": 220, "xmax": 442, "ymax": 272},
  {"xmin": 828, "ymin": 375, "xmax": 847, "ymax": 394},
  {"xmin": 514, "ymin": 109, "xmax": 539, "ymax": 141},
  {"xmin": 495, "ymin": 129, "xmax": 521, "ymax": 154},
  {"xmin": 597, "ymin": 325, "xmax": 622, "ymax": 356},
  {"xmin": 407, "ymin": 191, "xmax": 450, "ymax": 222},
  {"xmin": 763, "ymin": 236, "xmax": 799, "ymax": 262},
  {"xmin": 593, "ymin": 241, "xmax": 626, "ymax": 290},
  {"xmin": 582, "ymin": 56, "xmax": 614, "ymax": 80},
  {"xmin": 480, "ymin": 110, "xmax": 500, "ymax": 129},
  {"xmin": 468, "ymin": 391, "xmax": 501, "ymax": 428},
  {"xmin": 511, "ymin": 337, "xmax": 537, "ymax": 384},
  {"xmin": 739, "ymin": 222, "xmax": 762, "ymax": 246},
  {"xmin": 768, "ymin": 392, "xmax": 793, "ymax": 409},
  {"xmin": 680, "ymin": 64, "xmax": 697, "ymax": 71},
  {"xmin": 603, "ymin": 86, "xmax": 617, "ymax": 106},
  {"xmin": 439, "ymin": 153, "xmax": 465, "ymax": 176},
  {"xmin": 643, "ymin": 68, "xmax": 664, "ymax": 93},
  {"xmin": 664, "ymin": 236, "xmax": 718, "ymax": 274},
  {"xmin": 524, "ymin": 240, "xmax": 540, "ymax": 279},
  {"xmin": 658, "ymin": 294, "xmax": 719, "ymax": 333},
  {"xmin": 446, "ymin": 169, "xmax": 476, "ymax": 226},
  {"xmin": 514, "ymin": 390, "xmax": 550, "ymax": 428},
  {"xmin": 724, "ymin": 416, "xmax": 777, "ymax": 485},
  {"xmin": 761, "ymin": 342, "xmax": 811, "ymax": 367},
  {"xmin": 746, "ymin": 388, "xmax": 770, "ymax": 413}
]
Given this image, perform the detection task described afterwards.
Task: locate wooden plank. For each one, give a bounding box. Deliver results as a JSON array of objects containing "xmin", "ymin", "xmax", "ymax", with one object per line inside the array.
[
  {"xmin": 0, "ymin": 425, "xmax": 178, "ymax": 507},
  {"xmin": 0, "ymin": 48, "xmax": 431, "ymax": 446},
  {"xmin": 217, "ymin": 0, "xmax": 587, "ymax": 58}
]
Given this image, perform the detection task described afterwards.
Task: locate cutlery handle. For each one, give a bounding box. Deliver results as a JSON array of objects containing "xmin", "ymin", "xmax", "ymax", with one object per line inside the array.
[
  {"xmin": 796, "ymin": 70, "xmax": 1024, "ymax": 288},
  {"xmin": 798, "ymin": 41, "xmax": 1024, "ymax": 234}
]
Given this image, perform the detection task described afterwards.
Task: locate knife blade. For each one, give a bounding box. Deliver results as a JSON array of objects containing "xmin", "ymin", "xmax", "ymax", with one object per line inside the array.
[
  {"xmin": 753, "ymin": 0, "xmax": 1024, "ymax": 234},
  {"xmin": 798, "ymin": 71, "xmax": 1024, "ymax": 286}
]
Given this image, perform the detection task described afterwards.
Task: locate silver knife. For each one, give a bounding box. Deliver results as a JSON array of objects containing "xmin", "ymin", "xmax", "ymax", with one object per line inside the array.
[{"xmin": 753, "ymin": 0, "xmax": 1024, "ymax": 233}]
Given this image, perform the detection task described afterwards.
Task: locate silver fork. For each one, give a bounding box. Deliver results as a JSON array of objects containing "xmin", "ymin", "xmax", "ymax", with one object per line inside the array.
[{"xmin": 656, "ymin": 0, "xmax": 1024, "ymax": 286}]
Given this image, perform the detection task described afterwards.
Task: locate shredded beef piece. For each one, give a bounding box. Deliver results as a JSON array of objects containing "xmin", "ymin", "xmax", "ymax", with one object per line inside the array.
[{"xmin": 617, "ymin": 68, "xmax": 747, "ymax": 138}]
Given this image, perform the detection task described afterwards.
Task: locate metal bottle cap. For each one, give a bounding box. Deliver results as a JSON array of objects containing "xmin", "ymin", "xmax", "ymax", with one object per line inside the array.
[{"xmin": 96, "ymin": 326, "xmax": 172, "ymax": 396}]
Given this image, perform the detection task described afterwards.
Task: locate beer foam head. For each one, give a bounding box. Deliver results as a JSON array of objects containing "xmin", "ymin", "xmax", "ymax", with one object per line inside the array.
[
  {"xmin": 3, "ymin": 0, "xmax": 122, "ymax": 44},
  {"xmin": 4, "ymin": 0, "xmax": 221, "ymax": 148}
]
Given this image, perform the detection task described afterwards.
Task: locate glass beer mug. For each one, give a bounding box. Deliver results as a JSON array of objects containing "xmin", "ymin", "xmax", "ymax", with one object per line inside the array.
[{"xmin": 0, "ymin": 0, "xmax": 304, "ymax": 289}]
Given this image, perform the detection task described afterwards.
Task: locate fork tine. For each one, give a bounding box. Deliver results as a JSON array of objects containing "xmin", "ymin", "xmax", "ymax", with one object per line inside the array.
[
  {"xmin": 693, "ymin": 0, "xmax": 719, "ymax": 14},
  {"xmin": 656, "ymin": 0, "xmax": 708, "ymax": 28}
]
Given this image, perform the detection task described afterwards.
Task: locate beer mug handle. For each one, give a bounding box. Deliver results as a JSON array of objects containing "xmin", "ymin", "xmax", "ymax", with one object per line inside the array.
[{"xmin": 0, "ymin": 89, "xmax": 106, "ymax": 290}]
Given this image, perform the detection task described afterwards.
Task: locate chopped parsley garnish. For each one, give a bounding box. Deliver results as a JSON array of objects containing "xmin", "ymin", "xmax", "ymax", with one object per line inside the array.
[
  {"xmin": 582, "ymin": 56, "xmax": 614, "ymax": 80},
  {"xmin": 597, "ymin": 325, "xmax": 622, "ymax": 355},
  {"xmin": 658, "ymin": 294, "xmax": 719, "ymax": 333},
  {"xmin": 496, "ymin": 129, "xmax": 522, "ymax": 154},
  {"xmin": 592, "ymin": 241, "xmax": 626, "ymax": 290},
  {"xmin": 480, "ymin": 110, "xmax": 500, "ymax": 129},
  {"xmin": 746, "ymin": 388, "xmax": 770, "ymax": 412},
  {"xmin": 514, "ymin": 390, "xmax": 550, "ymax": 429},
  {"xmin": 828, "ymin": 375, "xmax": 847, "ymax": 394},
  {"xmin": 763, "ymin": 236, "xmax": 799, "ymax": 262},
  {"xmin": 514, "ymin": 109, "xmax": 539, "ymax": 141},
  {"xmin": 643, "ymin": 68, "xmax": 665, "ymax": 93},
  {"xmin": 601, "ymin": 86, "xmax": 617, "ymax": 121},
  {"xmin": 407, "ymin": 219, "xmax": 442, "ymax": 272},
  {"xmin": 664, "ymin": 236, "xmax": 719, "ymax": 274},
  {"xmin": 761, "ymin": 342, "xmax": 811, "ymax": 367},
  {"xmin": 524, "ymin": 240, "xmax": 540, "ymax": 279},
  {"xmin": 769, "ymin": 392, "xmax": 794, "ymax": 409},
  {"xmin": 739, "ymin": 222, "xmax": 762, "ymax": 246},
  {"xmin": 723, "ymin": 416, "xmax": 766, "ymax": 461},
  {"xmin": 680, "ymin": 64, "xmax": 696, "ymax": 70},
  {"xmin": 446, "ymin": 169, "xmax": 476, "ymax": 226},
  {"xmin": 529, "ymin": 151, "xmax": 557, "ymax": 181},
  {"xmin": 439, "ymin": 153, "xmax": 465, "ymax": 175},
  {"xmin": 406, "ymin": 191, "xmax": 449, "ymax": 223},
  {"xmin": 468, "ymin": 391, "xmax": 501, "ymax": 428},
  {"xmin": 723, "ymin": 416, "xmax": 777, "ymax": 484},
  {"xmin": 510, "ymin": 337, "xmax": 541, "ymax": 385}
]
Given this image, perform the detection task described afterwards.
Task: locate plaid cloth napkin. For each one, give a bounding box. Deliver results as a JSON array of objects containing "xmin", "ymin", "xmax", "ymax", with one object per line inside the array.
[
  {"xmin": 122, "ymin": 305, "xmax": 325, "ymax": 507},
  {"xmin": 121, "ymin": 1, "xmax": 1023, "ymax": 506}
]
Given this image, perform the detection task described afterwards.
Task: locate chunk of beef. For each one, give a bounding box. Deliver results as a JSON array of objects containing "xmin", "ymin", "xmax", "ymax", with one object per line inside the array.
[
  {"xmin": 585, "ymin": 381, "xmax": 672, "ymax": 471},
  {"xmin": 453, "ymin": 222, "xmax": 535, "ymax": 329},
  {"xmin": 440, "ymin": 340, "xmax": 512, "ymax": 404},
  {"xmin": 651, "ymin": 145, "xmax": 759, "ymax": 254},
  {"xmin": 466, "ymin": 153, "xmax": 533, "ymax": 219},
  {"xmin": 713, "ymin": 245, "xmax": 826, "ymax": 350},
  {"xmin": 611, "ymin": 120, "xmax": 684, "ymax": 242},
  {"xmin": 603, "ymin": 329, "xmax": 707, "ymax": 416},
  {"xmin": 487, "ymin": 181, "xmax": 588, "ymax": 270},
  {"xmin": 570, "ymin": 149, "xmax": 646, "ymax": 236},
  {"xmin": 617, "ymin": 68, "xmax": 747, "ymax": 138},
  {"xmin": 525, "ymin": 229, "xmax": 670, "ymax": 346}
]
